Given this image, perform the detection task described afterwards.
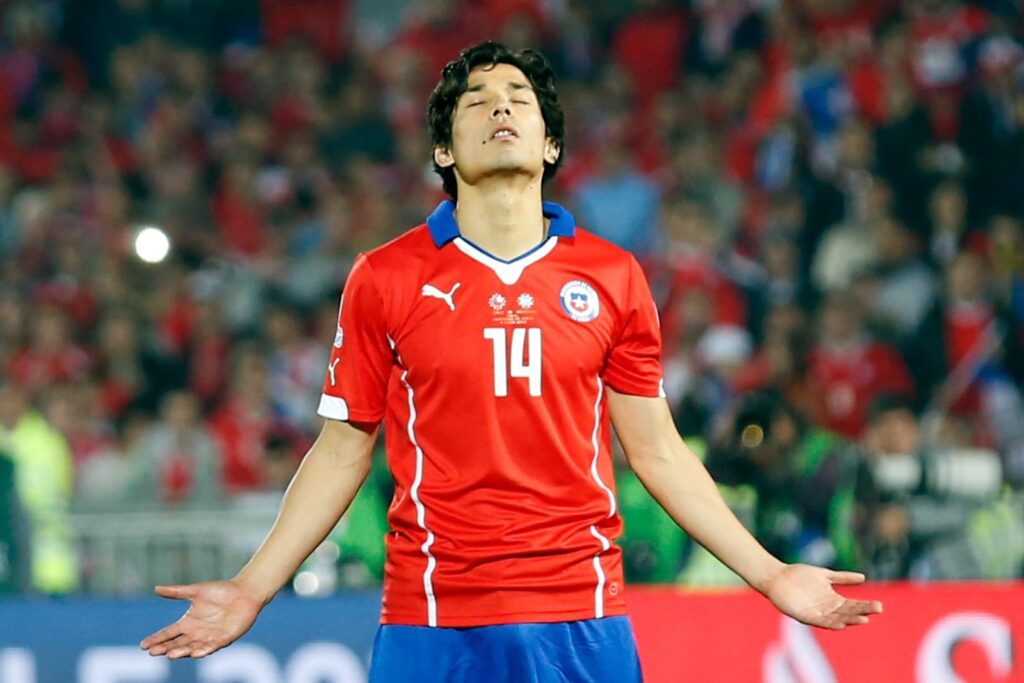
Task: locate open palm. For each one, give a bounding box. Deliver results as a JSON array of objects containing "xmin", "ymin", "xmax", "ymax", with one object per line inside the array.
[
  {"xmin": 764, "ymin": 564, "xmax": 883, "ymax": 630},
  {"xmin": 139, "ymin": 580, "xmax": 263, "ymax": 659}
]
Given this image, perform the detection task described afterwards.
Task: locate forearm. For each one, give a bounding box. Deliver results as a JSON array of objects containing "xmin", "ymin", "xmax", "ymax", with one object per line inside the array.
[
  {"xmin": 232, "ymin": 420, "xmax": 377, "ymax": 604},
  {"xmin": 629, "ymin": 440, "xmax": 785, "ymax": 593},
  {"xmin": 607, "ymin": 389, "xmax": 785, "ymax": 593}
]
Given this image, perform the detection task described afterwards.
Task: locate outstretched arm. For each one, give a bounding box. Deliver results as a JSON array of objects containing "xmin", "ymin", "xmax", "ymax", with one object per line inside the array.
[
  {"xmin": 140, "ymin": 417, "xmax": 378, "ymax": 658},
  {"xmin": 607, "ymin": 388, "xmax": 882, "ymax": 629}
]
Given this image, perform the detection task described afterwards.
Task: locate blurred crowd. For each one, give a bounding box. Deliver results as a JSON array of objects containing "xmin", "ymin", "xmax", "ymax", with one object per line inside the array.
[{"xmin": 1, "ymin": 0, "xmax": 1024, "ymax": 595}]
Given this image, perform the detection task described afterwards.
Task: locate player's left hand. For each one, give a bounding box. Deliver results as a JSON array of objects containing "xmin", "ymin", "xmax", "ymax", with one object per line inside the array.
[{"xmin": 762, "ymin": 564, "xmax": 883, "ymax": 630}]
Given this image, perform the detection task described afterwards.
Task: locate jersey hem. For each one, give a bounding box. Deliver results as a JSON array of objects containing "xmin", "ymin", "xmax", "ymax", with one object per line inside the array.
[{"xmin": 380, "ymin": 603, "xmax": 629, "ymax": 628}]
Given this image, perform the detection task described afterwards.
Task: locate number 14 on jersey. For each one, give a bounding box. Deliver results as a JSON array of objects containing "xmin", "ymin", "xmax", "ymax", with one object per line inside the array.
[{"xmin": 483, "ymin": 327, "xmax": 542, "ymax": 397}]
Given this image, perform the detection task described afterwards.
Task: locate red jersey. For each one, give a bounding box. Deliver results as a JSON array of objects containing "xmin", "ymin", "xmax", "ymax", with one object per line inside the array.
[
  {"xmin": 809, "ymin": 339, "xmax": 914, "ymax": 438},
  {"xmin": 318, "ymin": 201, "xmax": 664, "ymax": 627}
]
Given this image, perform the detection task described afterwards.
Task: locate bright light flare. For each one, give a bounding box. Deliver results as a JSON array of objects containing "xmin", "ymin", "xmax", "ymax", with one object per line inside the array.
[{"xmin": 134, "ymin": 226, "xmax": 171, "ymax": 264}]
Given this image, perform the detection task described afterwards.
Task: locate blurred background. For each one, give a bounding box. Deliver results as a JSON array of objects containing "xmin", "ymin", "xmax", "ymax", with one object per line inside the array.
[{"xmin": 1, "ymin": 0, "xmax": 1023, "ymax": 604}]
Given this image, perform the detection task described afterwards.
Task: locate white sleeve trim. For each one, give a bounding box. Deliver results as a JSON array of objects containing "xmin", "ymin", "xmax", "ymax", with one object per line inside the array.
[{"xmin": 317, "ymin": 394, "xmax": 350, "ymax": 421}]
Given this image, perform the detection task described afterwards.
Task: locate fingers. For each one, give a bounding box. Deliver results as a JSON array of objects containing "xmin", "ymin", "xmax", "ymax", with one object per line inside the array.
[
  {"xmin": 166, "ymin": 633, "xmax": 223, "ymax": 659},
  {"xmin": 144, "ymin": 630, "xmax": 222, "ymax": 659},
  {"xmin": 827, "ymin": 571, "xmax": 866, "ymax": 585},
  {"xmin": 860, "ymin": 600, "xmax": 884, "ymax": 615},
  {"xmin": 816, "ymin": 614, "xmax": 865, "ymax": 631},
  {"xmin": 140, "ymin": 623, "xmax": 185, "ymax": 650},
  {"xmin": 836, "ymin": 614, "xmax": 871, "ymax": 629},
  {"xmin": 821, "ymin": 599, "xmax": 883, "ymax": 630},
  {"xmin": 145, "ymin": 633, "xmax": 190, "ymax": 657},
  {"xmin": 154, "ymin": 584, "xmax": 198, "ymax": 600},
  {"xmin": 839, "ymin": 598, "xmax": 883, "ymax": 615},
  {"xmin": 167, "ymin": 641, "xmax": 200, "ymax": 659}
]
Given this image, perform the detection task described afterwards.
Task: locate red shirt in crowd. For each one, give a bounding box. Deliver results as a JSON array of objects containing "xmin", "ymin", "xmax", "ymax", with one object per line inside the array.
[
  {"xmin": 612, "ymin": 6, "xmax": 688, "ymax": 107},
  {"xmin": 809, "ymin": 339, "xmax": 914, "ymax": 437},
  {"xmin": 208, "ymin": 396, "xmax": 269, "ymax": 493}
]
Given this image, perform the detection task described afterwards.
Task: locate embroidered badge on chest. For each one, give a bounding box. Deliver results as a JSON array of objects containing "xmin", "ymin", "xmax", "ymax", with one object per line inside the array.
[{"xmin": 560, "ymin": 280, "xmax": 600, "ymax": 322}]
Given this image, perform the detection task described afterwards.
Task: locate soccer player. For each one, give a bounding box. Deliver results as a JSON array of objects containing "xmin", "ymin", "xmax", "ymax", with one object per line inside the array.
[{"xmin": 140, "ymin": 42, "xmax": 882, "ymax": 680}]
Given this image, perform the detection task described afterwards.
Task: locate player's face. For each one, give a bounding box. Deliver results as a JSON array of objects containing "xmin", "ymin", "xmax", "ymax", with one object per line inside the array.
[{"xmin": 436, "ymin": 63, "xmax": 559, "ymax": 189}]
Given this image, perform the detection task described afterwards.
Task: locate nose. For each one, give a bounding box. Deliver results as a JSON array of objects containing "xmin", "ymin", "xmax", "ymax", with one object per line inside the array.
[{"xmin": 491, "ymin": 98, "xmax": 512, "ymax": 119}]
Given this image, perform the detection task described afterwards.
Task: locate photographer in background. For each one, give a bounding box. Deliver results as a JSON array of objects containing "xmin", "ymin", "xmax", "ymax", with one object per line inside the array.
[
  {"xmin": 860, "ymin": 395, "xmax": 1023, "ymax": 580},
  {"xmin": 706, "ymin": 391, "xmax": 870, "ymax": 572}
]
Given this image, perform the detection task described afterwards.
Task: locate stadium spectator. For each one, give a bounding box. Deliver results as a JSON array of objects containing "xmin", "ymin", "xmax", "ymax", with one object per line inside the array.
[
  {"xmin": 265, "ymin": 304, "xmax": 329, "ymax": 435},
  {"xmin": 809, "ymin": 183, "xmax": 882, "ymax": 299},
  {"xmin": 867, "ymin": 215, "xmax": 939, "ymax": 342},
  {"xmin": 987, "ymin": 213, "xmax": 1024, "ymax": 315},
  {"xmin": 925, "ymin": 179, "xmax": 972, "ymax": 265},
  {"xmin": 734, "ymin": 305, "xmax": 823, "ymax": 425},
  {"xmin": 659, "ymin": 197, "xmax": 747, "ymax": 341},
  {"xmin": 6, "ymin": 306, "xmax": 91, "ymax": 394},
  {"xmin": 394, "ymin": 0, "xmax": 495, "ymax": 77},
  {"xmin": 208, "ymin": 344, "xmax": 276, "ymax": 494},
  {"xmin": 182, "ymin": 298, "xmax": 231, "ymax": 411},
  {"xmin": 809, "ymin": 291, "xmax": 914, "ymax": 437},
  {"xmin": 743, "ymin": 228, "xmax": 815, "ymax": 346},
  {"xmin": 573, "ymin": 121, "xmax": 662, "ymax": 255},
  {"xmin": 75, "ymin": 410, "xmax": 150, "ymax": 506},
  {"xmin": 95, "ymin": 309, "xmax": 151, "ymax": 417},
  {"xmin": 665, "ymin": 131, "xmax": 744, "ymax": 242},
  {"xmin": 909, "ymin": 251, "xmax": 1024, "ymax": 442},
  {"xmin": 611, "ymin": 0, "xmax": 688, "ymax": 107},
  {"xmin": 137, "ymin": 392, "xmax": 221, "ymax": 505},
  {"xmin": 0, "ymin": 382, "xmax": 77, "ymax": 594}
]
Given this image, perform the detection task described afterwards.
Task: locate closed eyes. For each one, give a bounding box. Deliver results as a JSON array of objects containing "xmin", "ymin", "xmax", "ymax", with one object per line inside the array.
[{"xmin": 463, "ymin": 98, "xmax": 533, "ymax": 109}]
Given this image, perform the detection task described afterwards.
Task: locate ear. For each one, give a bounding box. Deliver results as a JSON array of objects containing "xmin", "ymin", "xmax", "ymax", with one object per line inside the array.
[
  {"xmin": 543, "ymin": 138, "xmax": 561, "ymax": 166},
  {"xmin": 434, "ymin": 145, "xmax": 455, "ymax": 169}
]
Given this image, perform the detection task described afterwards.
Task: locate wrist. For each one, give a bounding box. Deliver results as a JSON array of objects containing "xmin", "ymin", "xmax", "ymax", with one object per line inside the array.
[
  {"xmin": 749, "ymin": 558, "xmax": 788, "ymax": 596},
  {"xmin": 232, "ymin": 571, "xmax": 280, "ymax": 607}
]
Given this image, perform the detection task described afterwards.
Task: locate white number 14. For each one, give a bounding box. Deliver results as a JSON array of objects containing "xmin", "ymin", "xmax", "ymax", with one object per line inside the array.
[{"xmin": 483, "ymin": 327, "xmax": 542, "ymax": 397}]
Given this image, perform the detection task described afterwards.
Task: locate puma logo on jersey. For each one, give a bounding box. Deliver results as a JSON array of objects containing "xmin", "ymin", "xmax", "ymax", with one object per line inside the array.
[
  {"xmin": 421, "ymin": 282, "xmax": 461, "ymax": 311},
  {"xmin": 328, "ymin": 358, "xmax": 340, "ymax": 386}
]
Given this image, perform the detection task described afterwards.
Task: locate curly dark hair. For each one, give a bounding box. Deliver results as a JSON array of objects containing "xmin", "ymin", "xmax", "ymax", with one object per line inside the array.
[{"xmin": 427, "ymin": 41, "xmax": 566, "ymax": 199}]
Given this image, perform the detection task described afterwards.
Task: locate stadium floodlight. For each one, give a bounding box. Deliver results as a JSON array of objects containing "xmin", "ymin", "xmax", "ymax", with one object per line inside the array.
[{"xmin": 133, "ymin": 225, "xmax": 171, "ymax": 264}]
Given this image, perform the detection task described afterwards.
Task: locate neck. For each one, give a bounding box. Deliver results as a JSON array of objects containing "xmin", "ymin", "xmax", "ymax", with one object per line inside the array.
[{"xmin": 453, "ymin": 178, "xmax": 548, "ymax": 260}]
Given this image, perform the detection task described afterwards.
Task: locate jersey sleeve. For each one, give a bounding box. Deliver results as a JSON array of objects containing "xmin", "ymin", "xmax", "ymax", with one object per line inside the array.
[
  {"xmin": 601, "ymin": 256, "xmax": 666, "ymax": 398},
  {"xmin": 317, "ymin": 254, "xmax": 393, "ymax": 423}
]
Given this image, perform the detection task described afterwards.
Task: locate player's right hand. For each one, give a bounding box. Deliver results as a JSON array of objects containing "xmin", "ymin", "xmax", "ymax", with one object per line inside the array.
[{"xmin": 139, "ymin": 580, "xmax": 263, "ymax": 659}]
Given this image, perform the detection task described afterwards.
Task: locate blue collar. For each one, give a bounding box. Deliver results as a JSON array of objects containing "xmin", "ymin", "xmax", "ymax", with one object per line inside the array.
[{"xmin": 426, "ymin": 199, "xmax": 577, "ymax": 248}]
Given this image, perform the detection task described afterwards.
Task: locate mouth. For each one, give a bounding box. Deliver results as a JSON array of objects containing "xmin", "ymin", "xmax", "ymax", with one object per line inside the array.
[{"xmin": 490, "ymin": 126, "xmax": 519, "ymax": 141}]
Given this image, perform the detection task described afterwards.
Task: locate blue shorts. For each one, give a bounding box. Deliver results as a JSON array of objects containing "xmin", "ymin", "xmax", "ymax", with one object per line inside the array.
[{"xmin": 368, "ymin": 616, "xmax": 644, "ymax": 683}]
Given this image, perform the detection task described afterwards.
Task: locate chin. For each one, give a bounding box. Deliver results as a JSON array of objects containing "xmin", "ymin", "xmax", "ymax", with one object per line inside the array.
[
  {"xmin": 490, "ymin": 154, "xmax": 544, "ymax": 174},
  {"xmin": 459, "ymin": 163, "xmax": 533, "ymax": 183}
]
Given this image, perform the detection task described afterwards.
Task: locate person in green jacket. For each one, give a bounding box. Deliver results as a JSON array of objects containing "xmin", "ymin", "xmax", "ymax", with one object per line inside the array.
[{"xmin": 0, "ymin": 382, "xmax": 78, "ymax": 593}]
